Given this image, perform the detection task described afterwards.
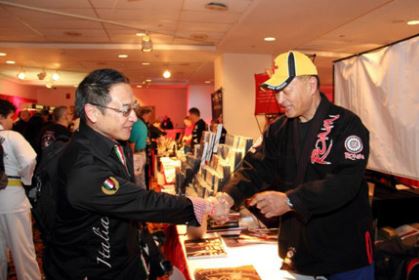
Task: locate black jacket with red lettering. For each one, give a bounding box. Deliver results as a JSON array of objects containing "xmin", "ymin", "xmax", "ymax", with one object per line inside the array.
[
  {"xmin": 224, "ymin": 94, "xmax": 374, "ymax": 275},
  {"xmin": 44, "ymin": 122, "xmax": 199, "ymax": 280}
]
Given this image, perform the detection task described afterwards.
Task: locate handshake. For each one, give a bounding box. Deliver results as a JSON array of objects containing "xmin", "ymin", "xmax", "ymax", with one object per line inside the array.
[{"xmin": 205, "ymin": 192, "xmax": 234, "ymax": 224}]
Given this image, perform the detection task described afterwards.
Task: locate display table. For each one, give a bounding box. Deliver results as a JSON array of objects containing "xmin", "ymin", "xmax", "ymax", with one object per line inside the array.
[{"xmin": 175, "ymin": 225, "xmax": 293, "ymax": 280}]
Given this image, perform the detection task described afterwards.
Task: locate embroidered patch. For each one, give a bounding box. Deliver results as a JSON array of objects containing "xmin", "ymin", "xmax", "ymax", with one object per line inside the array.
[
  {"xmin": 344, "ymin": 135, "xmax": 365, "ymax": 160},
  {"xmin": 311, "ymin": 115, "xmax": 340, "ymax": 165},
  {"xmin": 101, "ymin": 177, "xmax": 120, "ymax": 195},
  {"xmin": 344, "ymin": 135, "xmax": 363, "ymax": 153}
]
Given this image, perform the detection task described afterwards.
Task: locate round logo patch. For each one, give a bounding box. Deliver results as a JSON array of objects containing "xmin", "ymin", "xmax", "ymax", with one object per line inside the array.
[
  {"xmin": 344, "ymin": 135, "xmax": 363, "ymax": 154},
  {"xmin": 101, "ymin": 176, "xmax": 120, "ymax": 195}
]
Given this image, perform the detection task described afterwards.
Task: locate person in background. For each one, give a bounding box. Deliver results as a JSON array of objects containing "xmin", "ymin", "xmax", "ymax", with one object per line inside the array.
[
  {"xmin": 211, "ymin": 51, "xmax": 374, "ymax": 279},
  {"xmin": 44, "ymin": 68, "xmax": 221, "ymax": 279},
  {"xmin": 12, "ymin": 109, "xmax": 30, "ymax": 136},
  {"xmin": 181, "ymin": 116, "xmax": 193, "ymax": 153},
  {"xmin": 210, "ymin": 117, "xmax": 227, "ymax": 144},
  {"xmin": 0, "ymin": 99, "xmax": 41, "ymax": 280},
  {"xmin": 188, "ymin": 107, "xmax": 207, "ymax": 147},
  {"xmin": 24, "ymin": 112, "xmax": 46, "ymax": 151},
  {"xmin": 160, "ymin": 115, "xmax": 174, "ymax": 130},
  {"xmin": 39, "ymin": 106, "xmax": 73, "ymax": 151},
  {"xmin": 129, "ymin": 106, "xmax": 152, "ymax": 189},
  {"xmin": 40, "ymin": 109, "xmax": 51, "ymax": 124}
]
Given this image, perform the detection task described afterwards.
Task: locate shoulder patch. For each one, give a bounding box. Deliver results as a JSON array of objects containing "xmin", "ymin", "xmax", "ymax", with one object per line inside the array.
[
  {"xmin": 344, "ymin": 135, "xmax": 365, "ymax": 161},
  {"xmin": 101, "ymin": 176, "xmax": 120, "ymax": 195},
  {"xmin": 344, "ymin": 135, "xmax": 363, "ymax": 154}
]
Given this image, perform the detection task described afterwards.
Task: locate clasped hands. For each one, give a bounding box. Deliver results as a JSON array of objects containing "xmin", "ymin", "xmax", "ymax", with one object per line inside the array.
[{"xmin": 206, "ymin": 191, "xmax": 293, "ymax": 224}]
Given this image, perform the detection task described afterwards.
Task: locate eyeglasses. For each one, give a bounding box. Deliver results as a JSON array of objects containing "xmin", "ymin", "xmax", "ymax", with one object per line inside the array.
[{"xmin": 90, "ymin": 102, "xmax": 137, "ymax": 117}]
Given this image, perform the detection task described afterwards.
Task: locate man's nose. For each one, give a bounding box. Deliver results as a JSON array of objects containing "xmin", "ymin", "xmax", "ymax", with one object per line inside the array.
[
  {"xmin": 128, "ymin": 109, "xmax": 137, "ymax": 122},
  {"xmin": 275, "ymin": 91, "xmax": 285, "ymax": 105}
]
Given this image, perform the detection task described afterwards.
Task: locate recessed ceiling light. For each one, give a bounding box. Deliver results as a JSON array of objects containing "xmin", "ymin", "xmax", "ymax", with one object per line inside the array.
[
  {"xmin": 264, "ymin": 37, "xmax": 276, "ymax": 42},
  {"xmin": 141, "ymin": 62, "xmax": 150, "ymax": 66},
  {"xmin": 145, "ymin": 79, "xmax": 151, "ymax": 82},
  {"xmin": 5, "ymin": 60, "xmax": 15, "ymax": 64},
  {"xmin": 136, "ymin": 85, "xmax": 143, "ymax": 88},
  {"xmin": 205, "ymin": 2, "xmax": 228, "ymax": 11},
  {"xmin": 204, "ymin": 80, "xmax": 212, "ymax": 84},
  {"xmin": 136, "ymin": 32, "xmax": 147, "ymax": 37},
  {"xmin": 407, "ymin": 20, "xmax": 419, "ymax": 25},
  {"xmin": 163, "ymin": 70, "xmax": 171, "ymax": 79},
  {"xmin": 118, "ymin": 54, "xmax": 128, "ymax": 58},
  {"xmin": 0, "ymin": 52, "xmax": 6, "ymax": 56}
]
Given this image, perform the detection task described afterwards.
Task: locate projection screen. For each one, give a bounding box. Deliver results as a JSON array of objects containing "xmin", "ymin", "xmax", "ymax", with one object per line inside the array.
[{"xmin": 334, "ymin": 35, "xmax": 419, "ymax": 180}]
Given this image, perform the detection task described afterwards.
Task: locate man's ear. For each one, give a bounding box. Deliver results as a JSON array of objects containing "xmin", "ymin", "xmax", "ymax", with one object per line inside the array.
[
  {"xmin": 308, "ymin": 76, "xmax": 318, "ymax": 95},
  {"xmin": 84, "ymin": 103, "xmax": 99, "ymax": 123}
]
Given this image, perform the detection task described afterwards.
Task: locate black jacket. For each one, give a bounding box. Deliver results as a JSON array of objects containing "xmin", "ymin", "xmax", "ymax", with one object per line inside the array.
[
  {"xmin": 224, "ymin": 94, "xmax": 373, "ymax": 275},
  {"xmin": 44, "ymin": 122, "xmax": 199, "ymax": 280},
  {"xmin": 192, "ymin": 119, "xmax": 207, "ymax": 146}
]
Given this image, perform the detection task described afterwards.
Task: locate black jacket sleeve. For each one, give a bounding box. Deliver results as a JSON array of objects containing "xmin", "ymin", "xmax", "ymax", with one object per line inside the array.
[
  {"xmin": 66, "ymin": 159, "xmax": 199, "ymax": 226},
  {"xmin": 223, "ymin": 124, "xmax": 281, "ymax": 208}
]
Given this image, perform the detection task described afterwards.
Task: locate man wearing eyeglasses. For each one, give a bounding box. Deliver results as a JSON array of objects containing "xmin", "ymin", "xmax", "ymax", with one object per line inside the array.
[{"xmin": 43, "ymin": 69, "xmax": 218, "ymax": 280}]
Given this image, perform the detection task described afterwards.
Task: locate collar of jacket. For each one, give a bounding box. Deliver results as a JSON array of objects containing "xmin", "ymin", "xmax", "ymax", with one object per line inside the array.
[
  {"xmin": 292, "ymin": 93, "xmax": 332, "ymax": 184},
  {"xmin": 78, "ymin": 121, "xmax": 123, "ymax": 159}
]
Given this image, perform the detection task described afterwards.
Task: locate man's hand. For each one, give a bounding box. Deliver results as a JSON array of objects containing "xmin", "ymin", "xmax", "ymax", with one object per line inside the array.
[
  {"xmin": 249, "ymin": 191, "xmax": 293, "ymax": 218},
  {"xmin": 206, "ymin": 192, "xmax": 234, "ymax": 224}
]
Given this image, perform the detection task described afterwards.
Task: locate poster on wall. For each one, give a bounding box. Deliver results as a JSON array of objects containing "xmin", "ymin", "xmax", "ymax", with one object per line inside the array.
[
  {"xmin": 254, "ymin": 73, "xmax": 284, "ymax": 115},
  {"xmin": 211, "ymin": 88, "xmax": 223, "ymax": 121}
]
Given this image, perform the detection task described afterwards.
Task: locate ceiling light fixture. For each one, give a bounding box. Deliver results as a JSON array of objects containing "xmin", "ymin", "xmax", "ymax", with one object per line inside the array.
[
  {"xmin": 17, "ymin": 71, "xmax": 26, "ymax": 80},
  {"xmin": 0, "ymin": 52, "xmax": 6, "ymax": 56},
  {"xmin": 118, "ymin": 54, "xmax": 128, "ymax": 58},
  {"xmin": 37, "ymin": 70, "xmax": 47, "ymax": 80},
  {"xmin": 141, "ymin": 35, "xmax": 153, "ymax": 52},
  {"xmin": 5, "ymin": 60, "xmax": 15, "ymax": 65},
  {"xmin": 163, "ymin": 70, "xmax": 171, "ymax": 79},
  {"xmin": 52, "ymin": 72, "xmax": 60, "ymax": 81},
  {"xmin": 264, "ymin": 37, "xmax": 276, "ymax": 42},
  {"xmin": 136, "ymin": 32, "xmax": 147, "ymax": 37},
  {"xmin": 141, "ymin": 62, "xmax": 151, "ymax": 66},
  {"xmin": 407, "ymin": 20, "xmax": 419, "ymax": 25}
]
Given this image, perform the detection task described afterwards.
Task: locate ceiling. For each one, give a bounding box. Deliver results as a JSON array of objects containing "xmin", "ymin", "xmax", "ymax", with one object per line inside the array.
[{"xmin": 0, "ymin": 0, "xmax": 418, "ymax": 88}]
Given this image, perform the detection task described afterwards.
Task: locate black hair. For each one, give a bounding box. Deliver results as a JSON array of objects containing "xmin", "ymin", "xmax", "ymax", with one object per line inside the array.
[
  {"xmin": 75, "ymin": 69, "xmax": 130, "ymax": 121},
  {"xmin": 52, "ymin": 106, "xmax": 68, "ymax": 122},
  {"xmin": 188, "ymin": 107, "xmax": 200, "ymax": 117},
  {"xmin": 0, "ymin": 99, "xmax": 16, "ymax": 118}
]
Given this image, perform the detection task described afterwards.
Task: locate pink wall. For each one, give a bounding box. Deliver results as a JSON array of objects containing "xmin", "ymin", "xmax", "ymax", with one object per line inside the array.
[
  {"xmin": 187, "ymin": 85, "xmax": 212, "ymax": 124},
  {"xmin": 133, "ymin": 86, "xmax": 187, "ymax": 128},
  {"xmin": 0, "ymin": 79, "xmax": 37, "ymax": 102},
  {"xmin": 36, "ymin": 86, "xmax": 75, "ymax": 107}
]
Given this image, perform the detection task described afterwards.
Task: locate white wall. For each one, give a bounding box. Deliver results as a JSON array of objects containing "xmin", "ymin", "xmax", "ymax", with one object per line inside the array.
[
  {"xmin": 218, "ymin": 53, "xmax": 272, "ymax": 140},
  {"xmin": 187, "ymin": 85, "xmax": 213, "ymax": 124}
]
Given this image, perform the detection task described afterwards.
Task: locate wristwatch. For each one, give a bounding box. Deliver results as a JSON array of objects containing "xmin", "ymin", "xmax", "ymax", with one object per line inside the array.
[{"xmin": 286, "ymin": 197, "xmax": 294, "ymax": 209}]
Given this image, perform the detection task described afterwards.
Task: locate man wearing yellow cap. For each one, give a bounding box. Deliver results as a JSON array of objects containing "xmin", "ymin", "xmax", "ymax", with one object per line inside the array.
[{"xmin": 213, "ymin": 51, "xmax": 374, "ymax": 279}]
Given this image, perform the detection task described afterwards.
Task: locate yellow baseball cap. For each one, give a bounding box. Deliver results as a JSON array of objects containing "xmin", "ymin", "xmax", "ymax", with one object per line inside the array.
[{"xmin": 262, "ymin": 51, "xmax": 318, "ymax": 91}]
